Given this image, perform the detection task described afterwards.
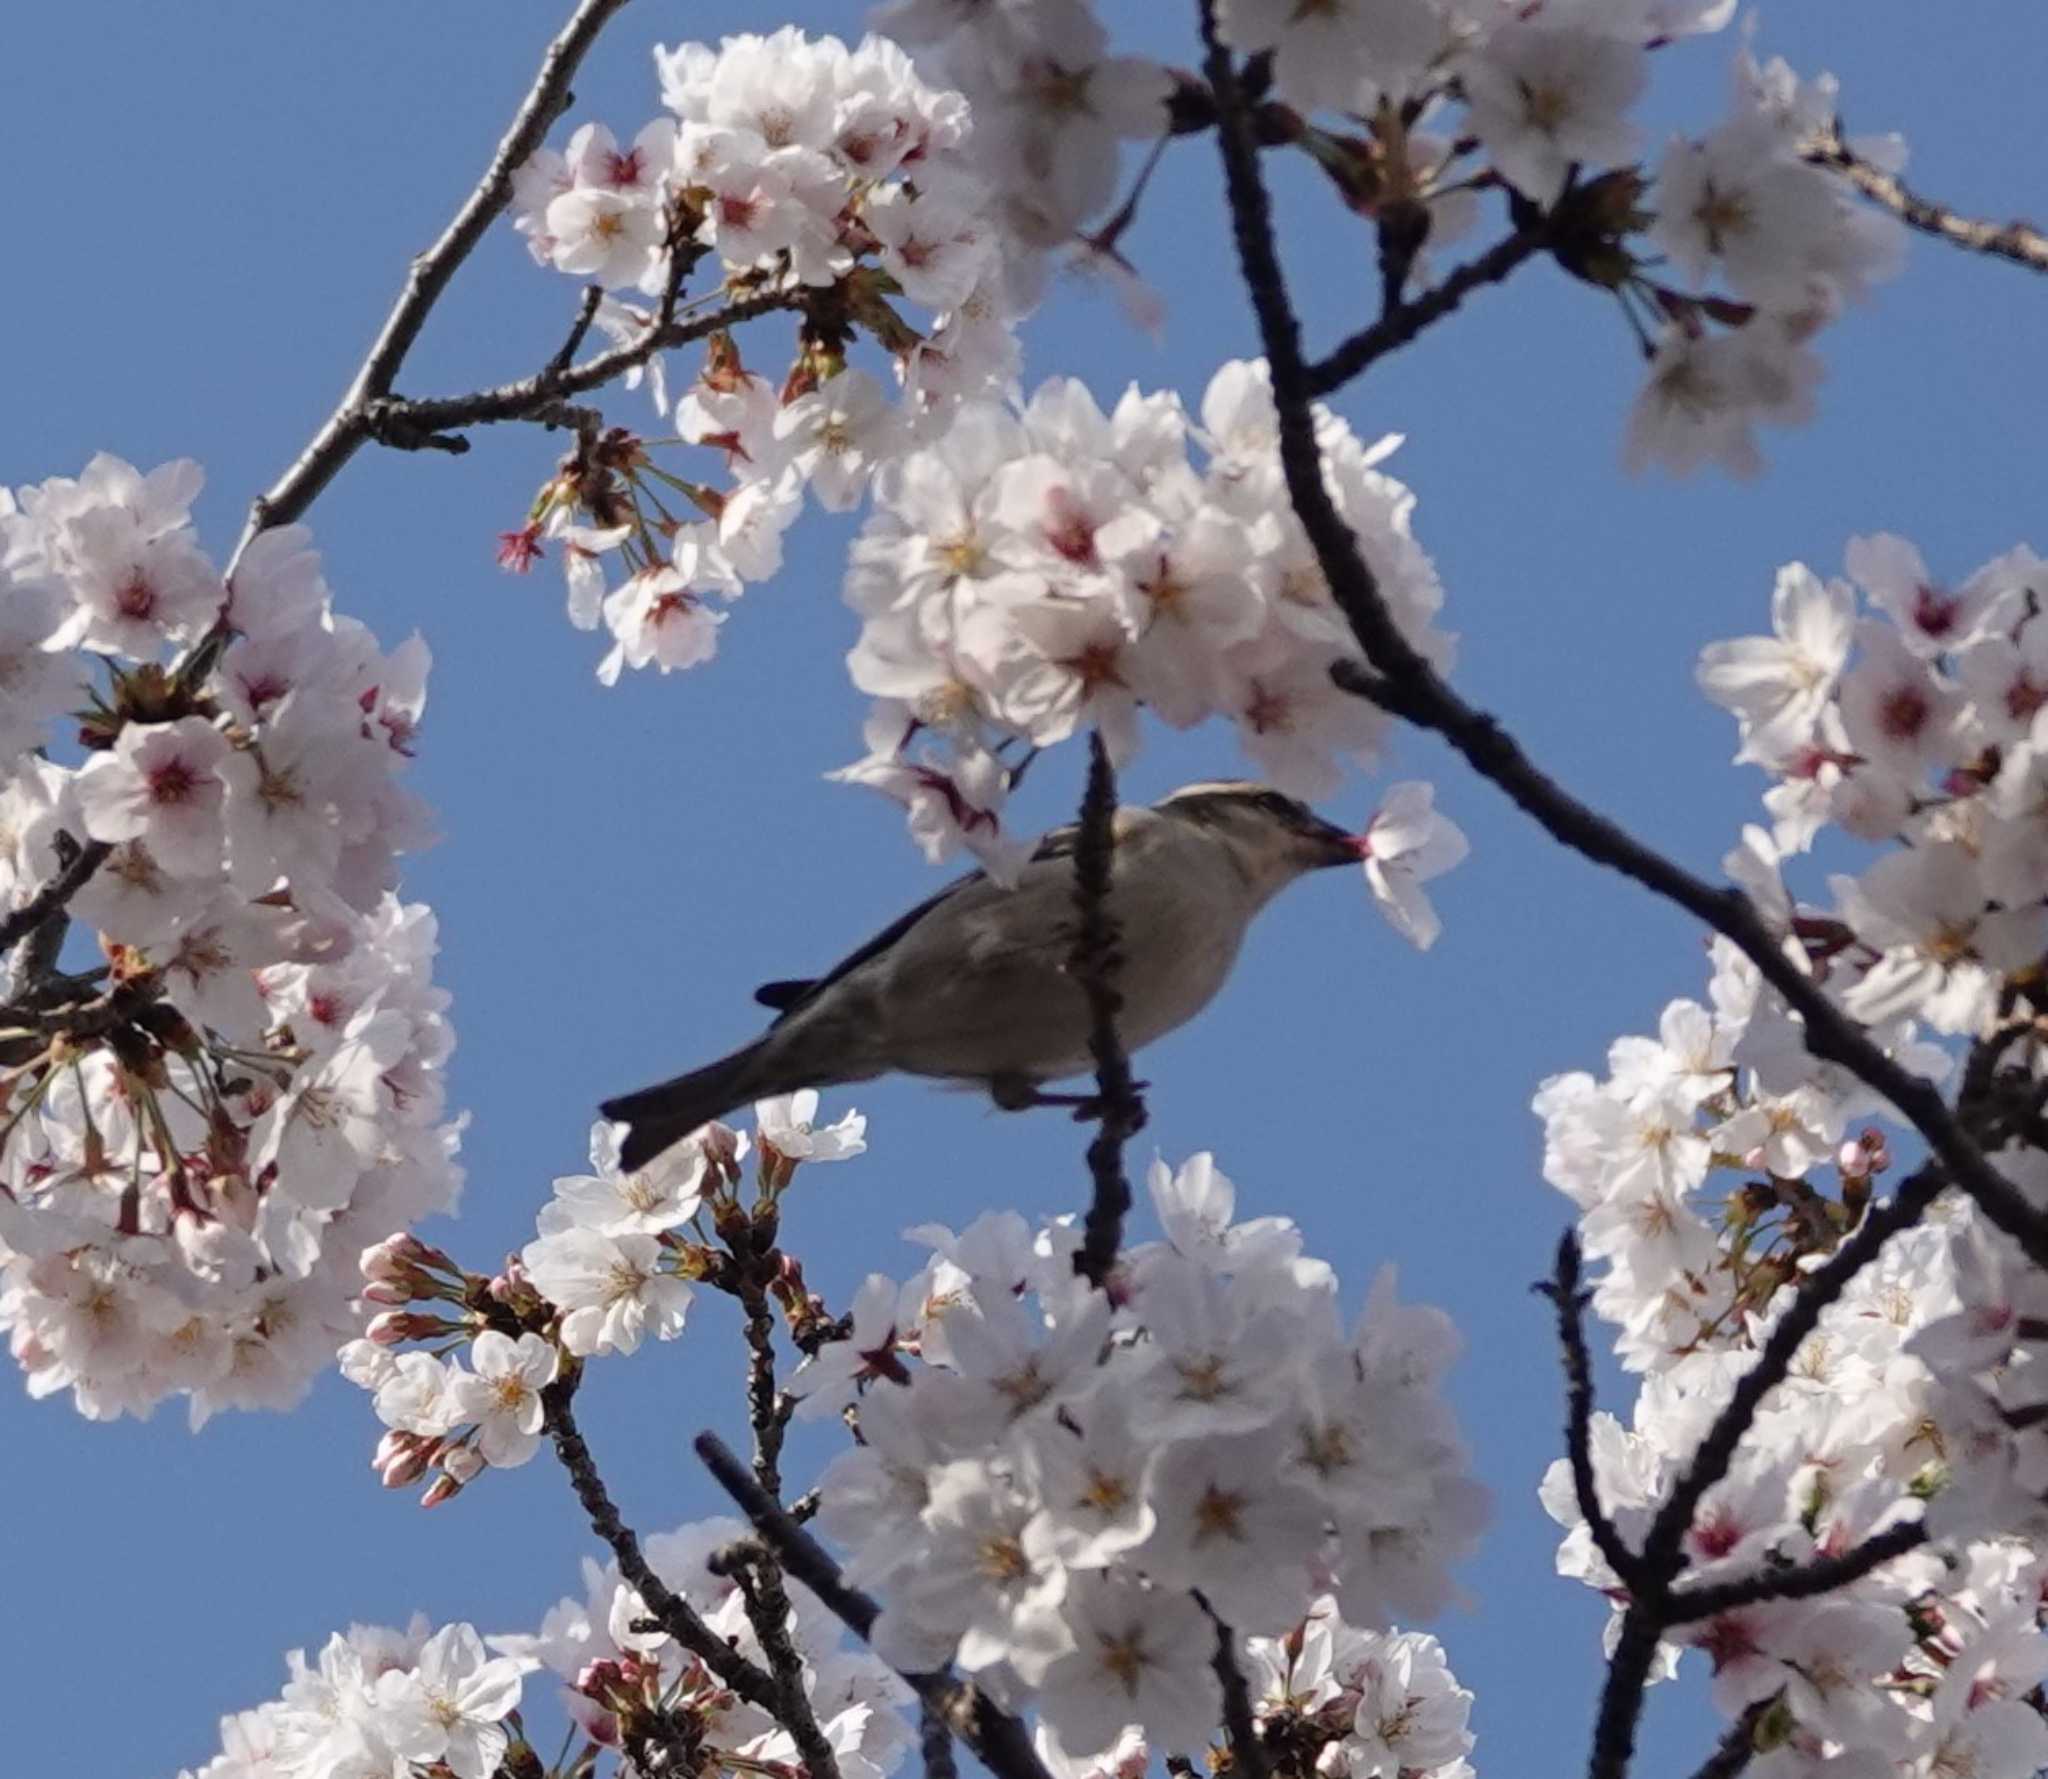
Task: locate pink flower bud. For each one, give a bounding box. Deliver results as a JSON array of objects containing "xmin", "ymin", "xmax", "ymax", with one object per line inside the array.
[
  {"xmin": 361, "ymin": 1279, "xmax": 412, "ymax": 1307},
  {"xmin": 361, "ymin": 1235, "xmax": 411, "ymax": 1282},
  {"xmin": 440, "ymin": 1442, "xmax": 485, "ymax": 1485},
  {"xmin": 367, "ymin": 1310, "xmax": 443, "ymax": 1345},
  {"xmin": 420, "ymin": 1472, "xmax": 465, "ymax": 1508},
  {"xmin": 577, "ymin": 1659, "xmax": 625, "ymax": 1697},
  {"xmin": 374, "ymin": 1430, "xmax": 434, "ymax": 1488}
]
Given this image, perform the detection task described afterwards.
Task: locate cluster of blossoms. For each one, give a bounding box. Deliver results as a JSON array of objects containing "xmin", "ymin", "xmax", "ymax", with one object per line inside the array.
[
  {"xmin": 342, "ymin": 1095, "xmax": 863, "ymax": 1504},
  {"xmin": 1240, "ymin": 1604, "xmax": 1474, "ymax": 1779},
  {"xmin": 179, "ymin": 1615, "xmax": 528, "ymax": 1779},
  {"xmin": 830, "ymin": 360, "xmax": 1454, "ymax": 876},
  {"xmin": 882, "ymin": 0, "xmax": 1905, "ymax": 474},
  {"xmin": 1625, "ymin": 45, "xmax": 1905, "ymax": 477},
  {"xmin": 505, "ymin": 26, "xmax": 1050, "ymax": 687},
  {"xmin": 498, "ymin": 1511, "xmax": 914, "ymax": 1779},
  {"xmin": 797, "ymin": 1151, "xmax": 1487, "ymax": 1769},
  {"xmin": 0, "ymin": 457, "xmax": 459, "ymax": 1423},
  {"xmin": 1533, "ymin": 534, "xmax": 2048, "ymax": 1775}
]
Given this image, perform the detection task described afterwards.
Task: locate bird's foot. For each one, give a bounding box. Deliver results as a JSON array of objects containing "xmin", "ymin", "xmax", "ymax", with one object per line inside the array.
[{"xmin": 987, "ymin": 1075, "xmax": 1150, "ymax": 1119}]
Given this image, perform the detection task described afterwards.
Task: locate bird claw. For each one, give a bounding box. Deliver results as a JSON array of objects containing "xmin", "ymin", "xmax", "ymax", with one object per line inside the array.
[{"xmin": 987, "ymin": 1075, "xmax": 1150, "ymax": 1121}]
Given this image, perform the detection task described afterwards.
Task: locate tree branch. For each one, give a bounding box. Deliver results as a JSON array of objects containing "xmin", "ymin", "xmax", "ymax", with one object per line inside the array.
[
  {"xmin": 1070, "ymin": 730, "xmax": 1146, "ymax": 1290},
  {"xmin": 1664, "ymin": 1518, "xmax": 1929, "ymax": 1625},
  {"xmin": 693, "ymin": 1432, "xmax": 1056, "ymax": 1779},
  {"xmin": 1805, "ymin": 124, "xmax": 2048, "ymax": 275},
  {"xmin": 368, "ymin": 287, "xmax": 799, "ymax": 440},
  {"xmin": 1306, "ymin": 224, "xmax": 1549, "ymax": 397},
  {"xmin": 1684, "ymin": 1706, "xmax": 1765, "ymax": 1779},
  {"xmin": 542, "ymin": 1377, "xmax": 780, "ymax": 1712},
  {"xmin": 1536, "ymin": 1233, "xmax": 1646, "ymax": 1593},
  {"xmin": 1201, "ymin": 1600, "xmax": 1272, "ymax": 1779},
  {"xmin": 0, "ymin": 835, "xmax": 107, "ymax": 982},
  {"xmin": 1582, "ymin": 1165, "xmax": 1944, "ymax": 1779},
  {"xmin": 225, "ymin": 0, "xmax": 636, "ymax": 574},
  {"xmin": 712, "ymin": 1543, "xmax": 843, "ymax": 1779},
  {"xmin": 1199, "ymin": 25, "xmax": 2048, "ymax": 1278}
]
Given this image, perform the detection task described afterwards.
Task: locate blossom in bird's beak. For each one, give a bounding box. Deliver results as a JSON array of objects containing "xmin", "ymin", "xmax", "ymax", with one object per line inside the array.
[{"xmin": 1358, "ymin": 782, "xmax": 1469, "ymax": 950}]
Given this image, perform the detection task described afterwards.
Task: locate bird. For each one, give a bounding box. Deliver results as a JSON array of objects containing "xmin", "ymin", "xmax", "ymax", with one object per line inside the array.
[{"xmin": 601, "ymin": 780, "xmax": 1364, "ymax": 1170}]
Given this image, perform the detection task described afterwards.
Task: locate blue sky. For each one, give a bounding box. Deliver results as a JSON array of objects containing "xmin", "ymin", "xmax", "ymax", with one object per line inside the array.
[{"xmin": 3, "ymin": 4, "xmax": 2043, "ymax": 1775}]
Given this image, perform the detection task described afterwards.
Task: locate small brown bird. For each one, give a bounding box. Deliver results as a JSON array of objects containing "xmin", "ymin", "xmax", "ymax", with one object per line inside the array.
[{"xmin": 602, "ymin": 781, "xmax": 1362, "ymax": 1169}]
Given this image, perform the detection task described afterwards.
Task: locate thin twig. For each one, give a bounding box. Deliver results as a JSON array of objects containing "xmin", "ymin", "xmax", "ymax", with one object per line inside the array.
[
  {"xmin": 542, "ymin": 1378, "xmax": 779, "ymax": 1711},
  {"xmin": 373, "ymin": 287, "xmax": 797, "ymax": 440},
  {"xmin": 1684, "ymin": 1706, "xmax": 1765, "ymax": 1779},
  {"xmin": 1309, "ymin": 224, "xmax": 1548, "ymax": 396},
  {"xmin": 921, "ymin": 1700, "xmax": 960, "ymax": 1779},
  {"xmin": 548, "ymin": 285, "xmax": 607, "ymax": 380},
  {"xmin": 1536, "ymin": 1233, "xmax": 1645, "ymax": 1593},
  {"xmin": 1664, "ymin": 1518, "xmax": 1929, "ymax": 1624},
  {"xmin": 1070, "ymin": 730, "xmax": 1146, "ymax": 1289},
  {"xmin": 225, "ymin": 0, "xmax": 637, "ymax": 574},
  {"xmin": 1201, "ymin": 25, "xmax": 2048, "ymax": 1279},
  {"xmin": 1201, "ymin": 1598, "xmax": 1272, "ymax": 1779},
  {"xmin": 1805, "ymin": 124, "xmax": 2048, "ymax": 275},
  {"xmin": 693, "ymin": 1432, "xmax": 1056, "ymax": 1779}
]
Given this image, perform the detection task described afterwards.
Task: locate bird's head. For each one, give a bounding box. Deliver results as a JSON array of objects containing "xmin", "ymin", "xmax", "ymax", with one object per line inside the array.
[{"xmin": 1155, "ymin": 780, "xmax": 1362, "ymax": 895}]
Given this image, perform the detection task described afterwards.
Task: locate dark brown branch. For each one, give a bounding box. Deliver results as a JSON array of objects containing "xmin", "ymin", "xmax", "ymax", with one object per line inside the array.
[
  {"xmin": 1684, "ymin": 1707, "xmax": 1765, "ymax": 1779},
  {"xmin": 1582, "ymin": 1167, "xmax": 1943, "ymax": 1779},
  {"xmin": 1200, "ymin": 33, "xmax": 1999, "ymax": 1779},
  {"xmin": 225, "ymin": 0, "xmax": 636, "ymax": 573},
  {"xmin": 921, "ymin": 1700, "xmax": 960, "ymax": 1779},
  {"xmin": 373, "ymin": 287, "xmax": 798, "ymax": 440},
  {"xmin": 542, "ymin": 1378, "xmax": 779, "ymax": 1712},
  {"xmin": 1536, "ymin": 1233, "xmax": 1645, "ymax": 1593},
  {"xmin": 693, "ymin": 1432, "xmax": 1056, "ymax": 1779},
  {"xmin": 714, "ymin": 1545, "xmax": 843, "ymax": 1779},
  {"xmin": 1201, "ymin": 1599, "xmax": 1271, "ymax": 1779},
  {"xmin": 1202, "ymin": 28, "xmax": 2048, "ymax": 1280},
  {"xmin": 1307, "ymin": 224, "xmax": 1548, "ymax": 397},
  {"xmin": 1805, "ymin": 125, "xmax": 2048, "ymax": 275},
  {"xmin": 1071, "ymin": 730, "xmax": 1146, "ymax": 1289},
  {"xmin": 0, "ymin": 838, "xmax": 110, "ymax": 968},
  {"xmin": 548, "ymin": 285, "xmax": 607, "ymax": 380},
  {"xmin": 1664, "ymin": 1518, "xmax": 1929, "ymax": 1624}
]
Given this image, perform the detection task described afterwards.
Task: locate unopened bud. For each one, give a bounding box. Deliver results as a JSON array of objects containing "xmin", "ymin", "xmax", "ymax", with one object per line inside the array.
[
  {"xmin": 367, "ymin": 1310, "xmax": 446, "ymax": 1346},
  {"xmin": 577, "ymin": 1658, "xmax": 626, "ymax": 1698},
  {"xmin": 374, "ymin": 1430, "xmax": 435, "ymax": 1489},
  {"xmin": 420, "ymin": 1472, "xmax": 466, "ymax": 1508},
  {"xmin": 698, "ymin": 1121, "xmax": 744, "ymax": 1183},
  {"xmin": 440, "ymin": 1442, "xmax": 486, "ymax": 1485}
]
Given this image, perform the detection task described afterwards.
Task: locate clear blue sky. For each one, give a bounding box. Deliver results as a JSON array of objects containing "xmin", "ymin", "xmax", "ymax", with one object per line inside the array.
[{"xmin": 3, "ymin": 5, "xmax": 2042, "ymax": 1775}]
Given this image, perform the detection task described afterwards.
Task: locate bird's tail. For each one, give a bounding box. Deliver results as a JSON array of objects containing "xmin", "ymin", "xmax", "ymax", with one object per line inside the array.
[{"xmin": 601, "ymin": 1039, "xmax": 780, "ymax": 1172}]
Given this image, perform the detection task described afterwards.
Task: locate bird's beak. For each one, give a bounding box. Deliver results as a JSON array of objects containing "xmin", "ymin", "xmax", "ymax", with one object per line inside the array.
[{"xmin": 1301, "ymin": 815, "xmax": 1366, "ymax": 869}]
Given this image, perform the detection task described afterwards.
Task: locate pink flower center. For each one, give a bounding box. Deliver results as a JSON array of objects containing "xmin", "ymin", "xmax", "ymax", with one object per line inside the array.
[
  {"xmin": 115, "ymin": 572, "xmax": 158, "ymax": 620},
  {"xmin": 1910, "ymin": 583, "xmax": 1962, "ymax": 640},
  {"xmin": 148, "ymin": 758, "xmax": 199, "ymax": 806},
  {"xmin": 1245, "ymin": 683, "xmax": 1293, "ymax": 735},
  {"xmin": 605, "ymin": 147, "xmax": 644, "ymax": 188},
  {"xmin": 2007, "ymin": 677, "xmax": 2045, "ymax": 724},
  {"xmin": 1689, "ymin": 1508, "xmax": 1744, "ymax": 1559},
  {"xmin": 1695, "ymin": 1615, "xmax": 1761, "ymax": 1674},
  {"xmin": 717, "ymin": 193, "xmax": 759, "ymax": 230},
  {"xmin": 1042, "ymin": 488, "xmax": 1098, "ymax": 567},
  {"xmin": 1877, "ymin": 683, "xmax": 1929, "ymax": 741}
]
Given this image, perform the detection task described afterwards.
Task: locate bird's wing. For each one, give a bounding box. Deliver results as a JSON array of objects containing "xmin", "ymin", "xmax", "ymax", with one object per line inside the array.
[{"xmin": 760, "ymin": 824, "xmax": 1083, "ymax": 1027}]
